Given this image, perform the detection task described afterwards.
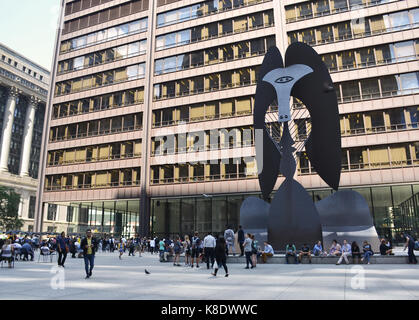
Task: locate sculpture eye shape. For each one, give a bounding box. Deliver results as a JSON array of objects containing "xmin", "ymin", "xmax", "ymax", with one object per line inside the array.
[{"xmin": 275, "ymin": 76, "xmax": 294, "ymax": 83}]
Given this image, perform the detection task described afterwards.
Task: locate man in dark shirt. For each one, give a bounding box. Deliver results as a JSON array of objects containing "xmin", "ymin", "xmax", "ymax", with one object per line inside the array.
[
  {"xmin": 379, "ymin": 239, "xmax": 393, "ymax": 255},
  {"xmin": 238, "ymin": 226, "xmax": 245, "ymax": 257},
  {"xmin": 299, "ymin": 244, "xmax": 312, "ymax": 264},
  {"xmin": 57, "ymin": 232, "xmax": 69, "ymax": 267},
  {"xmin": 402, "ymin": 232, "xmax": 417, "ymax": 264}
]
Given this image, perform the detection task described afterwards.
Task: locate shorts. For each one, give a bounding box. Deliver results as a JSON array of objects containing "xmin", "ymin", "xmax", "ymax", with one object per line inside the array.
[{"xmin": 191, "ymin": 248, "xmax": 201, "ymax": 258}]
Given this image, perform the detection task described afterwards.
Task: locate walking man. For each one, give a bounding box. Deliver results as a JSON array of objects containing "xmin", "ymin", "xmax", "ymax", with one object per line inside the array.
[
  {"xmin": 81, "ymin": 229, "xmax": 98, "ymax": 279},
  {"xmin": 57, "ymin": 231, "xmax": 69, "ymax": 268},
  {"xmin": 203, "ymin": 232, "xmax": 216, "ymax": 269}
]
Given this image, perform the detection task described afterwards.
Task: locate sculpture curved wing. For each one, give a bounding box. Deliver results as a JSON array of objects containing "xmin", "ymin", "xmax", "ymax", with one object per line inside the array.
[
  {"xmin": 285, "ymin": 42, "xmax": 341, "ymax": 190},
  {"xmin": 253, "ymin": 46, "xmax": 283, "ymax": 199}
]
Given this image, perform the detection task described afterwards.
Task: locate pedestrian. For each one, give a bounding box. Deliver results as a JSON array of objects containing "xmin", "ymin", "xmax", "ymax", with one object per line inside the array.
[
  {"xmin": 401, "ymin": 232, "xmax": 417, "ymax": 264},
  {"xmin": 183, "ymin": 235, "xmax": 191, "ymax": 266},
  {"xmin": 250, "ymin": 234, "xmax": 258, "ymax": 268},
  {"xmin": 203, "ymin": 232, "xmax": 216, "ymax": 269},
  {"xmin": 224, "ymin": 226, "xmax": 236, "ymax": 256},
  {"xmin": 80, "ymin": 229, "xmax": 98, "ymax": 279},
  {"xmin": 118, "ymin": 238, "xmax": 125, "ymax": 259},
  {"xmin": 243, "ymin": 233, "xmax": 253, "ymax": 269},
  {"xmin": 212, "ymin": 236, "xmax": 229, "ymax": 277},
  {"xmin": 191, "ymin": 231, "xmax": 201, "ymax": 268},
  {"xmin": 159, "ymin": 238, "xmax": 165, "ymax": 262},
  {"xmin": 238, "ymin": 225, "xmax": 245, "ymax": 257},
  {"xmin": 128, "ymin": 238, "xmax": 135, "ymax": 256},
  {"xmin": 173, "ymin": 236, "xmax": 182, "ymax": 266},
  {"xmin": 57, "ymin": 231, "xmax": 69, "ymax": 268},
  {"xmin": 150, "ymin": 237, "xmax": 155, "ymax": 254}
]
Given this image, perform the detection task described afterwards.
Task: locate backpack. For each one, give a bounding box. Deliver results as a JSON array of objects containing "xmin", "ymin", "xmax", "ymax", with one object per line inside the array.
[
  {"xmin": 192, "ymin": 237, "xmax": 200, "ymax": 248},
  {"xmin": 414, "ymin": 241, "xmax": 419, "ymax": 251},
  {"xmin": 251, "ymin": 240, "xmax": 258, "ymax": 254},
  {"xmin": 225, "ymin": 230, "xmax": 234, "ymax": 243}
]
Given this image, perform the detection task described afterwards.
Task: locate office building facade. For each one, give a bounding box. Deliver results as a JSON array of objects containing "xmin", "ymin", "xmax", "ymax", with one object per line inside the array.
[
  {"xmin": 38, "ymin": 0, "xmax": 419, "ymax": 241},
  {"xmin": 0, "ymin": 43, "xmax": 50, "ymax": 231}
]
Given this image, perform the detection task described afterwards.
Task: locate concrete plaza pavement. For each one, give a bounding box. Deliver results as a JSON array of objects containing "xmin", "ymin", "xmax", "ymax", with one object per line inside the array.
[{"xmin": 1, "ymin": 251, "xmax": 418, "ymax": 300}]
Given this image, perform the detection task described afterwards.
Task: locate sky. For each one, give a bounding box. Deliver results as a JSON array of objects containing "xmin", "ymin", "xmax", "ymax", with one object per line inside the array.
[{"xmin": 0, "ymin": 0, "xmax": 61, "ymax": 70}]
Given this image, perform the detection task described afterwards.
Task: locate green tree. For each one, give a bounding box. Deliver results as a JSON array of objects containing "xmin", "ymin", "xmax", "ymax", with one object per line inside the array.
[{"xmin": 0, "ymin": 186, "xmax": 23, "ymax": 231}]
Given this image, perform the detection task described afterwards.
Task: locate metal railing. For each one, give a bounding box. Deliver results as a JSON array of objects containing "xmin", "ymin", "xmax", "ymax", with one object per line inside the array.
[
  {"xmin": 155, "ymin": 22, "xmax": 274, "ymax": 51},
  {"xmin": 49, "ymin": 125, "xmax": 142, "ymax": 143},
  {"xmin": 154, "ymin": 79, "xmax": 257, "ymax": 101},
  {"xmin": 151, "ymin": 141, "xmax": 254, "ymax": 156},
  {"xmin": 52, "ymin": 98, "xmax": 144, "ymax": 120},
  {"xmin": 47, "ymin": 152, "xmax": 142, "ymax": 167},
  {"xmin": 298, "ymin": 159, "xmax": 419, "ymax": 175},
  {"xmin": 286, "ymin": 0, "xmax": 399, "ymax": 23},
  {"xmin": 157, "ymin": 0, "xmax": 271, "ymax": 28},
  {"xmin": 45, "ymin": 180, "xmax": 141, "ymax": 192},
  {"xmin": 150, "ymin": 172, "xmax": 258, "ymax": 185}
]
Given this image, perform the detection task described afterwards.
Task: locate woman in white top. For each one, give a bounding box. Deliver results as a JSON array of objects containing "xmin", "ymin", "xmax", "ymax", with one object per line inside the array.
[{"xmin": 1, "ymin": 239, "xmax": 14, "ymax": 268}]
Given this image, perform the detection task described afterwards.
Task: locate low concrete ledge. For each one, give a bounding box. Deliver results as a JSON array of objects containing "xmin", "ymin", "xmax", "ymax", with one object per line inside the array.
[{"xmin": 163, "ymin": 254, "xmax": 413, "ymax": 264}]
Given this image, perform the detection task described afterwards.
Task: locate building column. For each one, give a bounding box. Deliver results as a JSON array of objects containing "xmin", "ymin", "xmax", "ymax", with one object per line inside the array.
[
  {"xmin": 20, "ymin": 96, "xmax": 39, "ymax": 177},
  {"xmin": 0, "ymin": 87, "xmax": 20, "ymax": 172}
]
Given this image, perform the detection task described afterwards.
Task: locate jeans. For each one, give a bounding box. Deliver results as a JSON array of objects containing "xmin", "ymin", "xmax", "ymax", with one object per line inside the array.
[
  {"xmin": 239, "ymin": 241, "xmax": 244, "ymax": 256},
  {"xmin": 159, "ymin": 250, "xmax": 165, "ymax": 261},
  {"xmin": 84, "ymin": 254, "xmax": 94, "ymax": 275},
  {"xmin": 363, "ymin": 251, "xmax": 373, "ymax": 263},
  {"xmin": 58, "ymin": 250, "xmax": 67, "ymax": 266},
  {"xmin": 214, "ymin": 257, "xmax": 228, "ymax": 275},
  {"xmin": 227, "ymin": 242, "xmax": 235, "ymax": 255},
  {"xmin": 204, "ymin": 247, "xmax": 215, "ymax": 269},
  {"xmin": 245, "ymin": 251, "xmax": 252, "ymax": 267},
  {"xmin": 337, "ymin": 252, "xmax": 350, "ymax": 264},
  {"xmin": 408, "ymin": 243, "xmax": 417, "ymax": 263},
  {"xmin": 286, "ymin": 253, "xmax": 298, "ymax": 264}
]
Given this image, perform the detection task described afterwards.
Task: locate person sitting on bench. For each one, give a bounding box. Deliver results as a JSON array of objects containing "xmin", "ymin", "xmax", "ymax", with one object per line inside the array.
[
  {"xmin": 379, "ymin": 239, "xmax": 394, "ymax": 255},
  {"xmin": 285, "ymin": 243, "xmax": 298, "ymax": 264},
  {"xmin": 261, "ymin": 242, "xmax": 274, "ymax": 263},
  {"xmin": 299, "ymin": 244, "xmax": 312, "ymax": 264}
]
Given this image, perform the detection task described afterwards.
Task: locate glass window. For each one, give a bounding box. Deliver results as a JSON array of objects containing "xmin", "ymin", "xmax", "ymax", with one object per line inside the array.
[
  {"xmin": 76, "ymin": 36, "xmax": 87, "ymax": 48},
  {"xmin": 177, "ymin": 54, "xmax": 189, "ymax": 70},
  {"xmin": 155, "ymin": 59, "xmax": 163, "ymax": 75},
  {"xmin": 139, "ymin": 40, "xmax": 147, "ymax": 53},
  {"xmin": 156, "ymin": 36, "xmax": 164, "ymax": 50},
  {"xmin": 165, "ymin": 56, "xmax": 177, "ymax": 72},
  {"xmin": 165, "ymin": 33, "xmax": 176, "ymax": 48},
  {"xmin": 179, "ymin": 7, "xmax": 191, "ymax": 21},
  {"xmin": 74, "ymin": 56, "xmax": 84, "ymax": 70},
  {"xmin": 166, "ymin": 10, "xmax": 178, "ymax": 24},
  {"xmin": 127, "ymin": 65, "xmax": 139, "ymax": 79},
  {"xmin": 87, "ymin": 33, "xmax": 96, "ymax": 45},
  {"xmin": 178, "ymin": 30, "xmax": 190, "ymax": 44},
  {"xmin": 400, "ymin": 72, "xmax": 419, "ymax": 93},
  {"xmin": 138, "ymin": 64, "xmax": 145, "ymax": 78},
  {"xmin": 157, "ymin": 14, "xmax": 165, "ymax": 27},
  {"xmin": 389, "ymin": 11, "xmax": 410, "ymax": 30},
  {"xmin": 393, "ymin": 41, "xmax": 415, "ymax": 61},
  {"xmin": 128, "ymin": 42, "xmax": 140, "ymax": 56},
  {"xmin": 117, "ymin": 24, "xmax": 129, "ymax": 36},
  {"xmin": 108, "ymin": 27, "xmax": 118, "ymax": 39},
  {"xmin": 115, "ymin": 45, "xmax": 127, "ymax": 59},
  {"xmin": 129, "ymin": 21, "xmax": 141, "ymax": 33},
  {"xmin": 97, "ymin": 30, "xmax": 107, "ymax": 42},
  {"xmin": 410, "ymin": 8, "xmax": 419, "ymax": 24},
  {"xmin": 140, "ymin": 18, "xmax": 148, "ymax": 31}
]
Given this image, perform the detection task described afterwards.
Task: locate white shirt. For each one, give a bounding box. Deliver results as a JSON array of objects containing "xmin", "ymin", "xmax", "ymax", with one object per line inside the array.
[
  {"xmin": 203, "ymin": 235, "xmax": 216, "ymax": 248},
  {"xmin": 264, "ymin": 244, "xmax": 274, "ymax": 254},
  {"xmin": 150, "ymin": 240, "xmax": 155, "ymax": 247}
]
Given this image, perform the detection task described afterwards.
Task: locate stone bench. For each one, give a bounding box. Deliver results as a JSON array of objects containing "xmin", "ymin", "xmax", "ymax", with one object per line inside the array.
[{"xmin": 162, "ymin": 254, "xmax": 412, "ymax": 264}]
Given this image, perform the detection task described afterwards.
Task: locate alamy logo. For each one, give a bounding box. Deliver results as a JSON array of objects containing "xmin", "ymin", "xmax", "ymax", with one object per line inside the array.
[
  {"xmin": 50, "ymin": 266, "xmax": 65, "ymax": 290},
  {"xmin": 350, "ymin": 266, "xmax": 365, "ymax": 290}
]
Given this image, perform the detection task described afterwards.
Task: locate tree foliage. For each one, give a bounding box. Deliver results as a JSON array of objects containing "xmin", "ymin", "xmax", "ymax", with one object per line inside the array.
[{"xmin": 0, "ymin": 186, "xmax": 23, "ymax": 231}]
